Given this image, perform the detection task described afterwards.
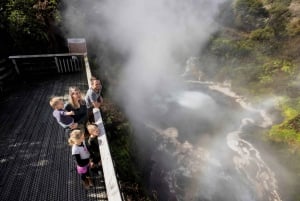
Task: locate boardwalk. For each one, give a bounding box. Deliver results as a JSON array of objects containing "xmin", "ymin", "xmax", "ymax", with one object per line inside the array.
[{"xmin": 0, "ymin": 72, "xmax": 107, "ymax": 201}]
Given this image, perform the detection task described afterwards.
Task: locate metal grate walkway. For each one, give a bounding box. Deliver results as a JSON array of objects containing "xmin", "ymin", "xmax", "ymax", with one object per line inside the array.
[{"xmin": 0, "ymin": 72, "xmax": 108, "ymax": 201}]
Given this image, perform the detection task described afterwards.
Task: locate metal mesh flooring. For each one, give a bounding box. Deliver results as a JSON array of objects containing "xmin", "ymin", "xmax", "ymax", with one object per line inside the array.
[{"xmin": 0, "ymin": 72, "xmax": 108, "ymax": 201}]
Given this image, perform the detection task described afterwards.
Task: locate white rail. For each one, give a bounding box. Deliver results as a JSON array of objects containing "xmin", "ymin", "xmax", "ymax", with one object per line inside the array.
[
  {"xmin": 9, "ymin": 53, "xmax": 86, "ymax": 74},
  {"xmin": 85, "ymin": 55, "xmax": 123, "ymax": 201},
  {"xmin": 93, "ymin": 108, "xmax": 123, "ymax": 201}
]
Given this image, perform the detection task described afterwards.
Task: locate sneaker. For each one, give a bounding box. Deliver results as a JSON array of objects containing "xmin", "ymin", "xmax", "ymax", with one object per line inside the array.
[
  {"xmin": 97, "ymin": 170, "xmax": 103, "ymax": 177},
  {"xmin": 87, "ymin": 178, "xmax": 94, "ymax": 187},
  {"xmin": 83, "ymin": 179, "xmax": 90, "ymax": 190}
]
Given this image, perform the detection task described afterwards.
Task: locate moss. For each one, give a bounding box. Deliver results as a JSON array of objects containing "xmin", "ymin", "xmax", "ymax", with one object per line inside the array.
[{"xmin": 268, "ymin": 98, "xmax": 300, "ymax": 148}]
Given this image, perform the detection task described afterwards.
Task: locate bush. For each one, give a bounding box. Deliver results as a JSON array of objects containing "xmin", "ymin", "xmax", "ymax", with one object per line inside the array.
[
  {"xmin": 269, "ymin": 125, "xmax": 300, "ymax": 145},
  {"xmin": 268, "ymin": 98, "xmax": 300, "ymax": 145},
  {"xmin": 250, "ymin": 26, "xmax": 275, "ymax": 41},
  {"xmin": 233, "ymin": 0, "xmax": 269, "ymax": 31},
  {"xmin": 268, "ymin": 2, "xmax": 291, "ymax": 38},
  {"xmin": 210, "ymin": 38, "xmax": 253, "ymax": 58},
  {"xmin": 287, "ymin": 18, "xmax": 300, "ymax": 36}
]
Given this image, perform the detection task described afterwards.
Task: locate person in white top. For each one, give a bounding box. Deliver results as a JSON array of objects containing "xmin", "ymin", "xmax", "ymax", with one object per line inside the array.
[{"xmin": 68, "ymin": 129, "xmax": 93, "ymax": 189}]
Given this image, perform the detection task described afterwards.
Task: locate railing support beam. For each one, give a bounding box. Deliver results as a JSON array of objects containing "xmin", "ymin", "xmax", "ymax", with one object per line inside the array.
[{"xmin": 11, "ymin": 59, "xmax": 20, "ymax": 74}]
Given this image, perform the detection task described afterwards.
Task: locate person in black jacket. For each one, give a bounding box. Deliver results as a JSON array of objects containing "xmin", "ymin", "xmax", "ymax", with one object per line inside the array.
[
  {"xmin": 86, "ymin": 123, "xmax": 102, "ymax": 175},
  {"xmin": 64, "ymin": 86, "xmax": 88, "ymax": 137}
]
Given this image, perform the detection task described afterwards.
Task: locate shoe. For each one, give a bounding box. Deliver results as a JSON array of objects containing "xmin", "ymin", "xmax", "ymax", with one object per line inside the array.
[
  {"xmin": 87, "ymin": 177, "xmax": 94, "ymax": 187},
  {"xmin": 97, "ymin": 170, "xmax": 103, "ymax": 177},
  {"xmin": 83, "ymin": 179, "xmax": 90, "ymax": 190}
]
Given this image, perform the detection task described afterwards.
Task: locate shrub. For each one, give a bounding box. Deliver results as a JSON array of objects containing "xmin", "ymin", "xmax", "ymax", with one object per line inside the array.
[
  {"xmin": 210, "ymin": 38, "xmax": 253, "ymax": 58},
  {"xmin": 250, "ymin": 26, "xmax": 275, "ymax": 41},
  {"xmin": 287, "ymin": 18, "xmax": 300, "ymax": 36},
  {"xmin": 233, "ymin": 0, "xmax": 269, "ymax": 31}
]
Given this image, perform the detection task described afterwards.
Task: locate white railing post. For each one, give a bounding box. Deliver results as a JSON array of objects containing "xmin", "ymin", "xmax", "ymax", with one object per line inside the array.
[
  {"xmin": 54, "ymin": 57, "xmax": 60, "ymax": 73},
  {"xmin": 11, "ymin": 59, "xmax": 20, "ymax": 74},
  {"xmin": 93, "ymin": 108, "xmax": 123, "ymax": 201},
  {"xmin": 84, "ymin": 53, "xmax": 123, "ymax": 201}
]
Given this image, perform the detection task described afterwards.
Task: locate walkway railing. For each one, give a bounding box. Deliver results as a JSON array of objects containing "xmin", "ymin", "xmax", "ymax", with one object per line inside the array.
[
  {"xmin": 93, "ymin": 108, "xmax": 123, "ymax": 201},
  {"xmin": 8, "ymin": 53, "xmax": 123, "ymax": 201},
  {"xmin": 85, "ymin": 55, "xmax": 124, "ymax": 201},
  {"xmin": 9, "ymin": 53, "xmax": 86, "ymax": 74}
]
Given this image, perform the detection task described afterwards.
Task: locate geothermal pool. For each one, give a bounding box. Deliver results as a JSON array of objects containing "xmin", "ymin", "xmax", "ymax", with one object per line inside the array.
[{"xmin": 142, "ymin": 82, "xmax": 287, "ymax": 201}]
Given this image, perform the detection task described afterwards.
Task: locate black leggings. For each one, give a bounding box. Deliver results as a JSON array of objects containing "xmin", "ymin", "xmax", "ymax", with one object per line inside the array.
[{"xmin": 80, "ymin": 168, "xmax": 91, "ymax": 181}]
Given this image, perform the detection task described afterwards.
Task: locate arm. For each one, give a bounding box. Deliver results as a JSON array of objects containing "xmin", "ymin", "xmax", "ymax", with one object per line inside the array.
[
  {"xmin": 57, "ymin": 121, "xmax": 69, "ymax": 129},
  {"xmin": 57, "ymin": 121, "xmax": 77, "ymax": 129},
  {"xmin": 73, "ymin": 154, "xmax": 90, "ymax": 166},
  {"xmin": 92, "ymin": 101, "xmax": 101, "ymax": 108},
  {"xmin": 65, "ymin": 111, "xmax": 74, "ymax": 116},
  {"xmin": 64, "ymin": 103, "xmax": 71, "ymax": 111},
  {"xmin": 89, "ymin": 91, "xmax": 101, "ymax": 108}
]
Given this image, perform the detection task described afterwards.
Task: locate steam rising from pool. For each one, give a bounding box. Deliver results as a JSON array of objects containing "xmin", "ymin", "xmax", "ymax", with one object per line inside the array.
[
  {"xmin": 146, "ymin": 81, "xmax": 282, "ymax": 201},
  {"xmin": 63, "ymin": 0, "xmax": 284, "ymax": 200},
  {"xmin": 177, "ymin": 91, "xmax": 216, "ymax": 110}
]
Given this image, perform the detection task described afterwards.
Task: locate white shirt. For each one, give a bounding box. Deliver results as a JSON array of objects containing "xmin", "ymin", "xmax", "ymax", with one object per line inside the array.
[{"xmin": 72, "ymin": 140, "xmax": 90, "ymax": 160}]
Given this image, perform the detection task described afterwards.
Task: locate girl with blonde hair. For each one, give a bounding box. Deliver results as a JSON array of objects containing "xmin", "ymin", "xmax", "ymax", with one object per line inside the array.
[
  {"xmin": 86, "ymin": 123, "xmax": 102, "ymax": 175},
  {"xmin": 68, "ymin": 129, "xmax": 93, "ymax": 189}
]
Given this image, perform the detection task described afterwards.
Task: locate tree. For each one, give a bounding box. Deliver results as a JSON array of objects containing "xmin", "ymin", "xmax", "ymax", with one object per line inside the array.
[
  {"xmin": 267, "ymin": 2, "xmax": 290, "ymax": 38},
  {"xmin": 1, "ymin": 0, "xmax": 64, "ymax": 55},
  {"xmin": 233, "ymin": 0, "xmax": 269, "ymax": 31}
]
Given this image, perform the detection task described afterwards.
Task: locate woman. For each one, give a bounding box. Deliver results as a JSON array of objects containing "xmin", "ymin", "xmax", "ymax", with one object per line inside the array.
[{"xmin": 65, "ymin": 86, "xmax": 88, "ymax": 130}]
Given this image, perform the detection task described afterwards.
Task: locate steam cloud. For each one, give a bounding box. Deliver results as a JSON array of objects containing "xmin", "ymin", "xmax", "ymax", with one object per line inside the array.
[
  {"xmin": 64, "ymin": 0, "xmax": 226, "ymax": 119},
  {"xmin": 62, "ymin": 0, "xmax": 288, "ymax": 201}
]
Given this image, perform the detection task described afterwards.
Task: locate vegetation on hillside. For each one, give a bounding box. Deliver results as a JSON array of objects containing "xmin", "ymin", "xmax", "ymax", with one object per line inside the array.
[
  {"xmin": 206, "ymin": 0, "xmax": 300, "ymax": 149},
  {"xmin": 0, "ymin": 0, "xmax": 65, "ymax": 55}
]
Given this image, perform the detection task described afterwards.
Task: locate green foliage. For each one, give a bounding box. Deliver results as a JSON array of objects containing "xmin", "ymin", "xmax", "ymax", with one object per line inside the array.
[
  {"xmin": 101, "ymin": 100, "xmax": 153, "ymax": 199},
  {"xmin": 210, "ymin": 37, "xmax": 253, "ymax": 58},
  {"xmin": 233, "ymin": 0, "xmax": 269, "ymax": 31},
  {"xmin": 2, "ymin": 0, "xmax": 61, "ymax": 53},
  {"xmin": 207, "ymin": 0, "xmax": 299, "ymax": 100},
  {"xmin": 258, "ymin": 59, "xmax": 296, "ymax": 89},
  {"xmin": 268, "ymin": 2, "xmax": 291, "ymax": 38},
  {"xmin": 287, "ymin": 18, "xmax": 300, "ymax": 37},
  {"xmin": 269, "ymin": 125, "xmax": 300, "ymax": 144},
  {"xmin": 250, "ymin": 26, "xmax": 275, "ymax": 41},
  {"xmin": 277, "ymin": 96, "xmax": 300, "ymax": 117},
  {"xmin": 268, "ymin": 97, "xmax": 300, "ymax": 145},
  {"xmin": 206, "ymin": 15, "xmax": 300, "ymax": 189}
]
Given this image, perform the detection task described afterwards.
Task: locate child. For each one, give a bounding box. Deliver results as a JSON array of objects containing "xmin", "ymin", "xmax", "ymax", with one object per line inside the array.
[
  {"xmin": 68, "ymin": 129, "xmax": 94, "ymax": 189},
  {"xmin": 86, "ymin": 123, "xmax": 102, "ymax": 175},
  {"xmin": 49, "ymin": 96, "xmax": 76, "ymax": 129}
]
